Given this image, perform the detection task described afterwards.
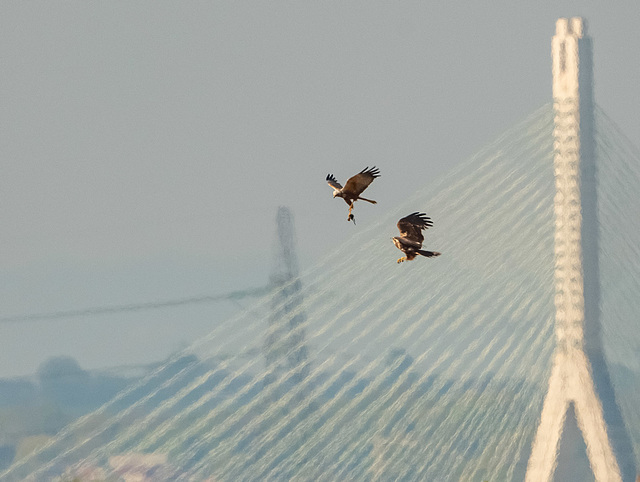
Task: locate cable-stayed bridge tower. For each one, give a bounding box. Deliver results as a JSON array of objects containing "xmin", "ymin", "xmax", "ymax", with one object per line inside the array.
[{"xmin": 526, "ymin": 18, "xmax": 636, "ymax": 481}]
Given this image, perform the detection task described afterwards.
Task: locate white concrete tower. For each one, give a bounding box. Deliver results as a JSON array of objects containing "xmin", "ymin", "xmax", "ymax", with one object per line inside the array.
[{"xmin": 526, "ymin": 18, "xmax": 636, "ymax": 482}]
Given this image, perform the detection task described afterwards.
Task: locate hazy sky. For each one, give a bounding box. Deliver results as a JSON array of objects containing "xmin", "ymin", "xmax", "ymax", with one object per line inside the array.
[{"xmin": 1, "ymin": 2, "xmax": 638, "ymax": 377}]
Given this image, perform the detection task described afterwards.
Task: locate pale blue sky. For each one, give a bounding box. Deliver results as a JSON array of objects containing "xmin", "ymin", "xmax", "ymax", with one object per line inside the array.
[{"xmin": 1, "ymin": 2, "xmax": 638, "ymax": 377}]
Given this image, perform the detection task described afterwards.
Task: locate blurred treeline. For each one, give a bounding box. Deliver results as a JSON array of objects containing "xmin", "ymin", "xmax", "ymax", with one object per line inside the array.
[{"xmin": 0, "ymin": 356, "xmax": 140, "ymax": 470}]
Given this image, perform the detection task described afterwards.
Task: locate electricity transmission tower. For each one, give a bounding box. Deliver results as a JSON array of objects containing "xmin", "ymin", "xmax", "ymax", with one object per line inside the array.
[{"xmin": 263, "ymin": 206, "xmax": 310, "ymax": 390}]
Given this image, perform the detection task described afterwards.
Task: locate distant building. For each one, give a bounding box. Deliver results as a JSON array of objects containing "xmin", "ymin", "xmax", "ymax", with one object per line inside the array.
[{"xmin": 109, "ymin": 452, "xmax": 177, "ymax": 482}]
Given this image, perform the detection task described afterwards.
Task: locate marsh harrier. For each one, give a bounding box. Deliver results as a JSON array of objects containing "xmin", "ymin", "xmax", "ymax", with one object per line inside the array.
[
  {"xmin": 392, "ymin": 212, "xmax": 441, "ymax": 263},
  {"xmin": 326, "ymin": 166, "xmax": 380, "ymax": 223}
]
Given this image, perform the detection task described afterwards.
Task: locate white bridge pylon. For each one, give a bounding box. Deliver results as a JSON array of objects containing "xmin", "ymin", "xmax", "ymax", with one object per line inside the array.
[
  {"xmin": 526, "ymin": 18, "xmax": 622, "ymax": 482},
  {"xmin": 527, "ymin": 352, "xmax": 622, "ymax": 481}
]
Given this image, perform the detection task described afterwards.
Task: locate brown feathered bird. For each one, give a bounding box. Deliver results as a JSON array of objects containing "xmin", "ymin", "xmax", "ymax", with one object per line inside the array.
[
  {"xmin": 326, "ymin": 166, "xmax": 380, "ymax": 224},
  {"xmin": 392, "ymin": 212, "xmax": 441, "ymax": 263}
]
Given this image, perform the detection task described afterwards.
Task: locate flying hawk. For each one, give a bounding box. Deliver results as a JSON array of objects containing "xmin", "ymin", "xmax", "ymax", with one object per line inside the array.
[
  {"xmin": 392, "ymin": 212, "xmax": 441, "ymax": 263},
  {"xmin": 326, "ymin": 166, "xmax": 380, "ymax": 223}
]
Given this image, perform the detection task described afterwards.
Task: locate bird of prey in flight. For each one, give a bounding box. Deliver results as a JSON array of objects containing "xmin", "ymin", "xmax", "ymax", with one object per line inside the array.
[
  {"xmin": 392, "ymin": 212, "xmax": 441, "ymax": 263},
  {"xmin": 326, "ymin": 166, "xmax": 380, "ymax": 224}
]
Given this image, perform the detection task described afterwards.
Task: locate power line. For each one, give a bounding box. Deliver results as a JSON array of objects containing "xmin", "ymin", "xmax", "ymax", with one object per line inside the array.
[{"xmin": 0, "ymin": 286, "xmax": 271, "ymax": 324}]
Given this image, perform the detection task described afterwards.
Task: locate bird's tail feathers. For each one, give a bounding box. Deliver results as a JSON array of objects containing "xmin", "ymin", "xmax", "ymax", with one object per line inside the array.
[
  {"xmin": 358, "ymin": 197, "xmax": 377, "ymax": 204},
  {"xmin": 418, "ymin": 249, "xmax": 441, "ymax": 258}
]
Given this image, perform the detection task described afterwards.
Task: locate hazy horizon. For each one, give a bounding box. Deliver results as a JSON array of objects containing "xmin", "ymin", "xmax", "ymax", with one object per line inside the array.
[{"xmin": 2, "ymin": 2, "xmax": 639, "ymax": 378}]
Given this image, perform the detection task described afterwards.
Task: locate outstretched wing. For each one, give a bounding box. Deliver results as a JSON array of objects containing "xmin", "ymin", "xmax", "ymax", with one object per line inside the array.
[
  {"xmin": 326, "ymin": 174, "xmax": 343, "ymax": 190},
  {"xmin": 343, "ymin": 166, "xmax": 380, "ymax": 197},
  {"xmin": 397, "ymin": 212, "xmax": 433, "ymax": 246}
]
